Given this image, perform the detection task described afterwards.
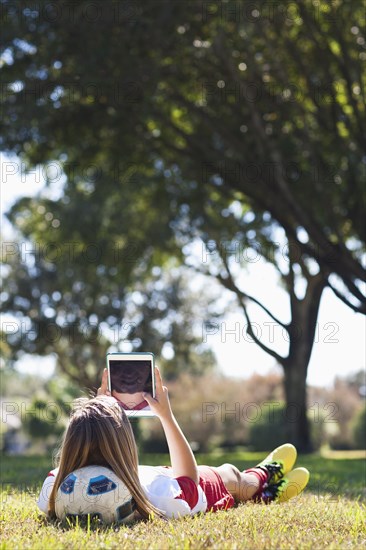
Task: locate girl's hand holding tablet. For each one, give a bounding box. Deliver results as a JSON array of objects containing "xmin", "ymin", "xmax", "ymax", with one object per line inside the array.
[
  {"xmin": 97, "ymin": 364, "xmax": 171, "ymax": 420},
  {"xmin": 97, "ymin": 367, "xmax": 111, "ymax": 396},
  {"xmin": 142, "ymin": 367, "xmax": 173, "ymax": 422}
]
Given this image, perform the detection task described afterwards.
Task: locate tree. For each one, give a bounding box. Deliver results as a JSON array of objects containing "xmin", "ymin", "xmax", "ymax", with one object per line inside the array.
[
  {"xmin": 1, "ymin": 0, "xmax": 364, "ymax": 450},
  {"xmin": 353, "ymin": 405, "xmax": 366, "ymax": 449},
  {"xmin": 1, "ymin": 233, "xmax": 219, "ymax": 388}
]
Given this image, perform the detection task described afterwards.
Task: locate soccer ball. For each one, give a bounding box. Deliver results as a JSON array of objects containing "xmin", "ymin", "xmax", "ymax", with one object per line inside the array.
[{"xmin": 55, "ymin": 466, "xmax": 136, "ymax": 524}]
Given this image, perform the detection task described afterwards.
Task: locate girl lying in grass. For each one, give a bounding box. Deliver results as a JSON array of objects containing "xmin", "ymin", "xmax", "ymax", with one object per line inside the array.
[{"xmin": 37, "ymin": 367, "xmax": 310, "ymax": 521}]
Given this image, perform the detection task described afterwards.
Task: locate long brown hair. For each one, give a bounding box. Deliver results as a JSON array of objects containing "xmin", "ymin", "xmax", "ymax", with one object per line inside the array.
[{"xmin": 48, "ymin": 395, "xmax": 164, "ymax": 520}]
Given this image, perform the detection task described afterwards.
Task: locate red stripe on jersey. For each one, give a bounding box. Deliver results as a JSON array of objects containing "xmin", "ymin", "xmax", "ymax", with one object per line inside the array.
[{"xmin": 174, "ymin": 476, "xmax": 199, "ymax": 509}]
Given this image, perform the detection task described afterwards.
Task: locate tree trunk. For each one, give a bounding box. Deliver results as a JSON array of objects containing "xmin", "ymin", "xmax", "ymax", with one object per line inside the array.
[
  {"xmin": 281, "ymin": 272, "xmax": 328, "ymax": 453},
  {"xmin": 283, "ymin": 361, "xmax": 312, "ymax": 452},
  {"xmin": 216, "ymin": 250, "xmax": 328, "ymax": 453}
]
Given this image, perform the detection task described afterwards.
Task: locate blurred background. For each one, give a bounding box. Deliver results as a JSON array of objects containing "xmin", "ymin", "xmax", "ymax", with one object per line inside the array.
[{"xmin": 1, "ymin": 0, "xmax": 365, "ymax": 455}]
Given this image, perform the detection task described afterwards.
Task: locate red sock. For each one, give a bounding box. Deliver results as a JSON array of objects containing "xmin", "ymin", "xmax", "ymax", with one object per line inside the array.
[{"xmin": 244, "ymin": 467, "xmax": 269, "ymax": 498}]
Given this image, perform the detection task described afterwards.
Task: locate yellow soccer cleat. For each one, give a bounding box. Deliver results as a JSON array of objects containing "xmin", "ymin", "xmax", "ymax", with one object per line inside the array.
[
  {"xmin": 260, "ymin": 467, "xmax": 310, "ymax": 503},
  {"xmin": 256, "ymin": 444, "xmax": 297, "ymax": 485}
]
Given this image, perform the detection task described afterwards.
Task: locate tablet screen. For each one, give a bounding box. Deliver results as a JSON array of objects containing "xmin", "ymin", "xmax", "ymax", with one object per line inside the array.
[
  {"xmin": 107, "ymin": 357, "xmax": 155, "ymax": 415},
  {"xmin": 109, "ymin": 360, "xmax": 153, "ymax": 395}
]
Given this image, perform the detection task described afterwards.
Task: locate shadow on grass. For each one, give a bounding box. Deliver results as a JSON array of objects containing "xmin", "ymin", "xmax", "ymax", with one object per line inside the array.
[
  {"xmin": 47, "ymin": 514, "xmax": 137, "ymax": 533},
  {"xmin": 1, "ymin": 451, "xmax": 365, "ymax": 501}
]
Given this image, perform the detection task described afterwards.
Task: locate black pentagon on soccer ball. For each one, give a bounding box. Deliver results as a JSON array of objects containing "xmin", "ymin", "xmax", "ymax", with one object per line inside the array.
[
  {"xmin": 60, "ymin": 473, "xmax": 77, "ymax": 494},
  {"xmin": 116, "ymin": 498, "xmax": 136, "ymax": 521},
  {"xmin": 87, "ymin": 475, "xmax": 117, "ymax": 495}
]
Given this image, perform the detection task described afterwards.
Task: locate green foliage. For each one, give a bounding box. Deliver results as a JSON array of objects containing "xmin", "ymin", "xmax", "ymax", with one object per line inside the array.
[
  {"xmin": 45, "ymin": 376, "xmax": 80, "ymax": 416},
  {"xmin": 352, "ymin": 404, "xmax": 366, "ymax": 449},
  {"xmin": 324, "ymin": 373, "xmax": 365, "ymax": 450},
  {"xmin": 1, "ymin": 258, "xmax": 220, "ymax": 389},
  {"xmin": 248, "ymin": 402, "xmax": 288, "ymax": 451},
  {"xmin": 1, "ymin": 0, "xmax": 364, "ymax": 312},
  {"xmin": 248, "ymin": 402, "xmax": 325, "ymax": 452},
  {"xmin": 1, "ymin": 0, "xmax": 365, "ymax": 453},
  {"xmin": 22, "ymin": 397, "xmax": 64, "ymax": 440}
]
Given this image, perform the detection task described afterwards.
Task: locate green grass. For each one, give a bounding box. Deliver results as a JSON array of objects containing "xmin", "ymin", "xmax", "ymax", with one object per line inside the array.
[{"xmin": 1, "ymin": 451, "xmax": 365, "ymax": 549}]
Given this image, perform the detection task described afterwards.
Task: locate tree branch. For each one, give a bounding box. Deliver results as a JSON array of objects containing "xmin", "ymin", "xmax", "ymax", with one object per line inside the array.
[
  {"xmin": 327, "ymin": 280, "xmax": 366, "ymax": 314},
  {"xmin": 238, "ymin": 290, "xmax": 286, "ymax": 365},
  {"xmin": 216, "ymin": 251, "xmax": 287, "ymax": 362},
  {"xmin": 216, "ymin": 271, "xmax": 289, "ymax": 330},
  {"xmin": 186, "ymin": 242, "xmax": 288, "ymax": 361}
]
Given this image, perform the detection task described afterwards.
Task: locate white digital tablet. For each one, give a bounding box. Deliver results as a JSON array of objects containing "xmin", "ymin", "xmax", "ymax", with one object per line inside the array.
[{"xmin": 106, "ymin": 352, "xmax": 156, "ymax": 417}]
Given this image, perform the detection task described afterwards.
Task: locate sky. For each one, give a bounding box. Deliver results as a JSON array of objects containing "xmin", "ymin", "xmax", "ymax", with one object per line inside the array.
[{"xmin": 1, "ymin": 153, "xmax": 365, "ymax": 387}]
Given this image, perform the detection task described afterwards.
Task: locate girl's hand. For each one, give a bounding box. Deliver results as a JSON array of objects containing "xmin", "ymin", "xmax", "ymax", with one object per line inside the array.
[
  {"xmin": 143, "ymin": 367, "xmax": 172, "ymax": 421},
  {"xmin": 97, "ymin": 368, "xmax": 111, "ymax": 396}
]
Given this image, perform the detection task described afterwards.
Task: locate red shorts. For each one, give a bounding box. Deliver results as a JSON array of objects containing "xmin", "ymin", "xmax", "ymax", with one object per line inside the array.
[{"xmin": 198, "ymin": 466, "xmax": 235, "ymax": 512}]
